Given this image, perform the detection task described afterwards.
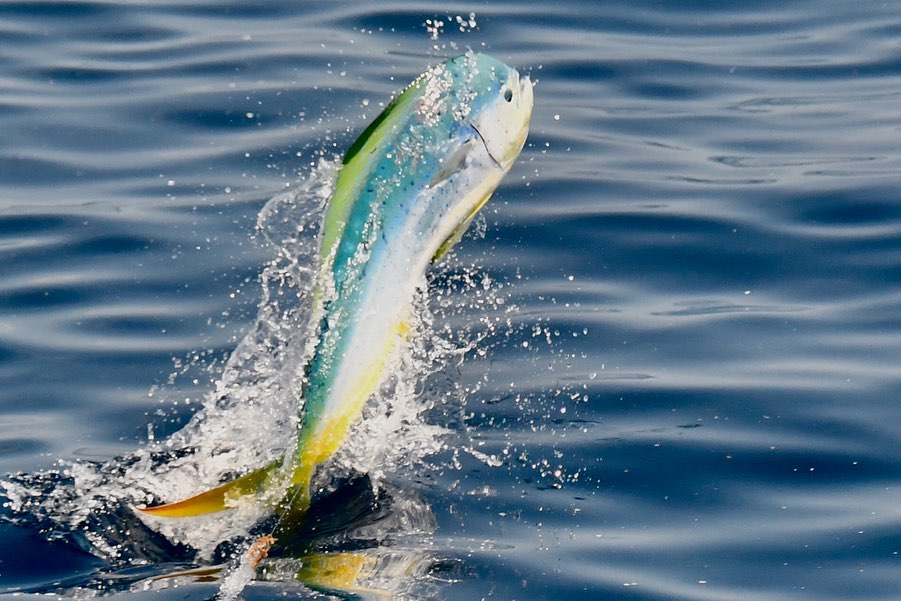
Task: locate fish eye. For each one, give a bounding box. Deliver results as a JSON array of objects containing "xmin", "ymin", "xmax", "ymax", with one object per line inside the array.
[{"xmin": 502, "ymin": 86, "xmax": 513, "ymax": 103}]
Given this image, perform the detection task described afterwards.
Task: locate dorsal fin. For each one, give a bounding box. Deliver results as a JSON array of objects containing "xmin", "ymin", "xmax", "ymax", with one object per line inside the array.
[
  {"xmin": 343, "ymin": 85, "xmax": 413, "ymax": 166},
  {"xmin": 318, "ymin": 80, "xmax": 424, "ymax": 268}
]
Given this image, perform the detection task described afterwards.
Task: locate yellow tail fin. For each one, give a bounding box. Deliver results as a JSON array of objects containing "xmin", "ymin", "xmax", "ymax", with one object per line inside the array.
[{"xmin": 138, "ymin": 460, "xmax": 282, "ymax": 518}]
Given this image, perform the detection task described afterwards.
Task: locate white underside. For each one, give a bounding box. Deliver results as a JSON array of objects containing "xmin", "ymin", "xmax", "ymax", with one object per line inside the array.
[{"xmin": 316, "ymin": 145, "xmax": 505, "ymax": 430}]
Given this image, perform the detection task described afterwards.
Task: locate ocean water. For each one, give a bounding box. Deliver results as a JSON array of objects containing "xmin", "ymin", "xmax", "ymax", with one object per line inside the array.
[{"xmin": 1, "ymin": 1, "xmax": 900, "ymax": 600}]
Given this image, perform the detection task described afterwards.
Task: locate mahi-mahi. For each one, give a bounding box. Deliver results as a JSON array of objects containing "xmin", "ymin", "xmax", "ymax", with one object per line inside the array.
[{"xmin": 140, "ymin": 52, "xmax": 534, "ymax": 520}]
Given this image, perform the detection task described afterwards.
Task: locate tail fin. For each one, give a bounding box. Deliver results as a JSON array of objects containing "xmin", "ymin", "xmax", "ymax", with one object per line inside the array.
[{"xmin": 138, "ymin": 460, "xmax": 283, "ymax": 518}]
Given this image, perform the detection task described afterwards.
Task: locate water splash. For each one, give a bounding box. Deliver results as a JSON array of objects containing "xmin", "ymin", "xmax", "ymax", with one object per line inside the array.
[
  {"xmin": 423, "ymin": 12, "xmax": 480, "ymax": 53},
  {"xmin": 0, "ymin": 155, "xmax": 511, "ymax": 596}
]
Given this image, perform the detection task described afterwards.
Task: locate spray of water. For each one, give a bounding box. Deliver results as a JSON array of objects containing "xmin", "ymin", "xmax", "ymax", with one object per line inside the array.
[
  {"xmin": 0, "ymin": 153, "xmax": 513, "ymax": 597},
  {"xmin": 1, "ymin": 22, "xmax": 544, "ymax": 594}
]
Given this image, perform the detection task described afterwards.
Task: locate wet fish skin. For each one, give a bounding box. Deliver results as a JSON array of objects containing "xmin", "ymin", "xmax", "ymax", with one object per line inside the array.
[{"xmin": 139, "ymin": 52, "xmax": 533, "ymax": 519}]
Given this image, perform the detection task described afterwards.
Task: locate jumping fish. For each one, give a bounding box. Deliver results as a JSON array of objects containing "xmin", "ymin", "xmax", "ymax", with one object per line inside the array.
[{"xmin": 140, "ymin": 51, "xmax": 533, "ymax": 520}]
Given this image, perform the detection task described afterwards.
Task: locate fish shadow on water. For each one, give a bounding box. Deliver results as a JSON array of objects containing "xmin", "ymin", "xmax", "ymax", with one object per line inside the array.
[{"xmin": 264, "ymin": 474, "xmax": 394, "ymax": 557}]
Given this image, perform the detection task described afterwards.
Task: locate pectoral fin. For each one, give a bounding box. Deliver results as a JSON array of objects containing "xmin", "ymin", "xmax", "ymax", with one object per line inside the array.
[
  {"xmin": 137, "ymin": 460, "xmax": 282, "ymax": 518},
  {"xmin": 428, "ymin": 141, "xmax": 474, "ymax": 189}
]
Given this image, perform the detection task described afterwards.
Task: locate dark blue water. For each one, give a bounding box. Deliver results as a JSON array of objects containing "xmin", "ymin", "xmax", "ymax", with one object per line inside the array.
[{"xmin": 2, "ymin": 1, "xmax": 900, "ymax": 600}]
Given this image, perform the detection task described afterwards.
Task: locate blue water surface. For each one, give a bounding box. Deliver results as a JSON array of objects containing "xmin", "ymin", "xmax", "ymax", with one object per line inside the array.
[{"xmin": 1, "ymin": 1, "xmax": 900, "ymax": 600}]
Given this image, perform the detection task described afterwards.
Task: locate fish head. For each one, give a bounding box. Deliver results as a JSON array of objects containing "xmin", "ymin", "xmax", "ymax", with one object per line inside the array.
[
  {"xmin": 462, "ymin": 53, "xmax": 534, "ymax": 172},
  {"xmin": 422, "ymin": 53, "xmax": 534, "ymax": 263}
]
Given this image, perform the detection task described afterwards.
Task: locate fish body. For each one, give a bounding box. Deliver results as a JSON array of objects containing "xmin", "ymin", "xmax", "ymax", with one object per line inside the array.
[{"xmin": 141, "ymin": 52, "xmax": 533, "ymax": 519}]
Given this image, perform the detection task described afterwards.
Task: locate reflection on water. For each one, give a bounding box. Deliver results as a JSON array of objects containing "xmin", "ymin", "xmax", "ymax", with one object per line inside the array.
[
  {"xmin": 136, "ymin": 478, "xmax": 441, "ymax": 600},
  {"xmin": 2, "ymin": 468, "xmax": 444, "ymax": 599}
]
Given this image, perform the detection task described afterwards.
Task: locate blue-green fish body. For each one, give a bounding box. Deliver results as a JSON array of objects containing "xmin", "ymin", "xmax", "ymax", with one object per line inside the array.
[{"xmin": 141, "ymin": 52, "xmax": 533, "ymax": 519}]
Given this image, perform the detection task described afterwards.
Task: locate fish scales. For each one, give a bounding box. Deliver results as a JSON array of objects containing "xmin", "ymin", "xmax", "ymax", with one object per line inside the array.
[{"xmin": 138, "ymin": 51, "xmax": 533, "ymax": 521}]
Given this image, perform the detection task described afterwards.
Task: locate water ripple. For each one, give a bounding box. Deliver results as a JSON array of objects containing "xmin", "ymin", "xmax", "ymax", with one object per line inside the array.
[{"xmin": 1, "ymin": 1, "xmax": 900, "ymax": 600}]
